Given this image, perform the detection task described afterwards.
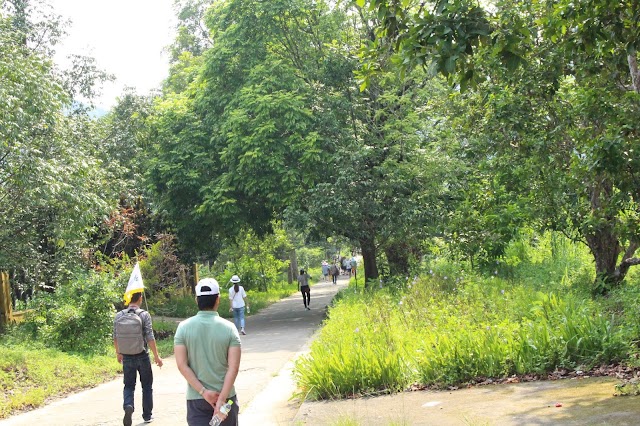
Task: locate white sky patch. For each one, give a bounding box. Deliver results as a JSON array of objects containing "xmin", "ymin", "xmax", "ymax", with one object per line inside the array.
[{"xmin": 50, "ymin": 0, "xmax": 176, "ymax": 110}]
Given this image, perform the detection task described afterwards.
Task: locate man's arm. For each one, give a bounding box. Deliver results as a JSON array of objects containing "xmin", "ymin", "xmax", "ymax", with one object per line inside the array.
[
  {"xmin": 143, "ymin": 313, "xmax": 163, "ymax": 366},
  {"xmin": 147, "ymin": 339, "xmax": 163, "ymax": 367},
  {"xmin": 113, "ymin": 339, "xmax": 123, "ymax": 364},
  {"xmin": 174, "ymin": 344, "xmax": 220, "ymax": 406},
  {"xmin": 214, "ymin": 345, "xmax": 241, "ymax": 419}
]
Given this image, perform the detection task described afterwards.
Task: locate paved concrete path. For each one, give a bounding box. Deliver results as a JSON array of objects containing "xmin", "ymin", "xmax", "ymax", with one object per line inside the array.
[
  {"xmin": 6, "ymin": 274, "xmax": 638, "ymax": 426},
  {"xmin": 294, "ymin": 376, "xmax": 640, "ymax": 425},
  {"xmin": 0, "ymin": 277, "xmax": 348, "ymax": 426}
]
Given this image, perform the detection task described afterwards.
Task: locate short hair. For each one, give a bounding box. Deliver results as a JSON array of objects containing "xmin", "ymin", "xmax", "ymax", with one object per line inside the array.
[
  {"xmin": 130, "ymin": 292, "xmax": 143, "ymax": 304},
  {"xmin": 300, "ymin": 269, "xmax": 305, "ymax": 275},
  {"xmin": 197, "ymin": 294, "xmax": 218, "ymax": 310}
]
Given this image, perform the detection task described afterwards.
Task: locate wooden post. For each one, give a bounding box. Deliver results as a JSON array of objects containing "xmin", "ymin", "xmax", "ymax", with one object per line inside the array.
[
  {"xmin": 179, "ymin": 268, "xmax": 187, "ymax": 296},
  {"xmin": 192, "ymin": 263, "xmax": 199, "ymax": 293},
  {"xmin": 0, "ymin": 272, "xmax": 12, "ymax": 325}
]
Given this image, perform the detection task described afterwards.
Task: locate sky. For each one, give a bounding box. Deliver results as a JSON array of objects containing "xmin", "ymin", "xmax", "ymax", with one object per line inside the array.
[{"xmin": 49, "ymin": 0, "xmax": 177, "ymax": 110}]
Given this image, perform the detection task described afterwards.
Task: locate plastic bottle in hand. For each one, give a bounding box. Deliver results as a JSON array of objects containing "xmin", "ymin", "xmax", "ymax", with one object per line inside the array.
[{"xmin": 209, "ymin": 400, "xmax": 233, "ymax": 426}]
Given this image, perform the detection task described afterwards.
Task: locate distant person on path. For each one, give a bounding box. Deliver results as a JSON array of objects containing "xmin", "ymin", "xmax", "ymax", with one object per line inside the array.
[
  {"xmin": 346, "ymin": 258, "xmax": 352, "ymax": 276},
  {"xmin": 175, "ymin": 278, "xmax": 241, "ymax": 426},
  {"xmin": 321, "ymin": 260, "xmax": 330, "ymax": 281},
  {"xmin": 329, "ymin": 263, "xmax": 339, "ymax": 284},
  {"xmin": 113, "ymin": 292, "xmax": 163, "ymax": 426},
  {"xmin": 298, "ymin": 269, "xmax": 311, "ymax": 310},
  {"xmin": 228, "ymin": 275, "xmax": 249, "ymax": 335},
  {"xmin": 350, "ymin": 256, "xmax": 358, "ymax": 277}
]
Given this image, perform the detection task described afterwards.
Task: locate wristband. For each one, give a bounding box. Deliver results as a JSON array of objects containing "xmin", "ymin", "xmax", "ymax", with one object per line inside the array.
[{"xmin": 199, "ymin": 386, "xmax": 206, "ymax": 395}]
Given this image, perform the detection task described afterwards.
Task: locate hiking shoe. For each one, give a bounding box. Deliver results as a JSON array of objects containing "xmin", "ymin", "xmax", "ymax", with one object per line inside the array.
[
  {"xmin": 123, "ymin": 405, "xmax": 134, "ymax": 426},
  {"xmin": 240, "ymin": 328, "xmax": 246, "ymax": 335},
  {"xmin": 143, "ymin": 416, "xmax": 154, "ymax": 423}
]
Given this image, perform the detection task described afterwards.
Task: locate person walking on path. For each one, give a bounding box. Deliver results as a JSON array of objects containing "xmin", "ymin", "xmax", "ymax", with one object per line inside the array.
[
  {"xmin": 297, "ymin": 269, "xmax": 311, "ymax": 310},
  {"xmin": 329, "ymin": 263, "xmax": 339, "ymax": 285},
  {"xmin": 321, "ymin": 261, "xmax": 330, "ymax": 282},
  {"xmin": 350, "ymin": 256, "xmax": 358, "ymax": 277},
  {"xmin": 113, "ymin": 292, "xmax": 163, "ymax": 426},
  {"xmin": 175, "ymin": 278, "xmax": 242, "ymax": 426},
  {"xmin": 228, "ymin": 275, "xmax": 250, "ymax": 335}
]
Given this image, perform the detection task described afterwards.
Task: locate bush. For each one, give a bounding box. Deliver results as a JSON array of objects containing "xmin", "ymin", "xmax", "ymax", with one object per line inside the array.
[{"xmin": 18, "ymin": 272, "xmax": 119, "ymax": 353}]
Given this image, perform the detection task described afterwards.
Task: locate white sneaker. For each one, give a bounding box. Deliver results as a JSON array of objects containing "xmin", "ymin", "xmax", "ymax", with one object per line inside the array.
[{"xmin": 240, "ymin": 328, "xmax": 246, "ymax": 335}]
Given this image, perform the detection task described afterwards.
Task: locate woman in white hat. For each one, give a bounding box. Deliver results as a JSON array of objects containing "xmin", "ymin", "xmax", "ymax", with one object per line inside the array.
[{"xmin": 228, "ymin": 275, "xmax": 249, "ymax": 335}]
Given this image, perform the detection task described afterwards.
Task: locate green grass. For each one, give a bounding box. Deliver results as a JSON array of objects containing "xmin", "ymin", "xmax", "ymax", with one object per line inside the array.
[
  {"xmin": 0, "ymin": 344, "xmax": 121, "ymax": 418},
  {"xmin": 0, "ymin": 318, "xmax": 178, "ymax": 418},
  {"xmin": 294, "ymin": 233, "xmax": 633, "ymax": 400}
]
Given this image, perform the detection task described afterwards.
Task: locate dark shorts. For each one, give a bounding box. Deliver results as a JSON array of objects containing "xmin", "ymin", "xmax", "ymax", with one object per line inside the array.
[{"xmin": 186, "ymin": 395, "xmax": 239, "ymax": 426}]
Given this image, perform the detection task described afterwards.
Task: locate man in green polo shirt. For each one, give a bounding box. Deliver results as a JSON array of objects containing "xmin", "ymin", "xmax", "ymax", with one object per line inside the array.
[{"xmin": 174, "ymin": 278, "xmax": 242, "ymax": 426}]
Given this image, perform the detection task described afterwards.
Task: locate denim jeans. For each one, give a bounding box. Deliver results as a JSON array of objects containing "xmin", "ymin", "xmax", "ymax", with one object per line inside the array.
[
  {"xmin": 122, "ymin": 352, "xmax": 153, "ymax": 420},
  {"xmin": 232, "ymin": 307, "xmax": 245, "ymax": 330}
]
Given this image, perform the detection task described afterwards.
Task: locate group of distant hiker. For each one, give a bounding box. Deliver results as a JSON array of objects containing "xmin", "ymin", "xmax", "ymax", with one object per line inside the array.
[
  {"xmin": 113, "ymin": 274, "xmax": 250, "ymax": 426},
  {"xmin": 321, "ymin": 255, "xmax": 357, "ymax": 285}
]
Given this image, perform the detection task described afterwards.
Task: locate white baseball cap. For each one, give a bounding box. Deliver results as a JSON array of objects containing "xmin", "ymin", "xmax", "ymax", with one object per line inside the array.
[
  {"xmin": 230, "ymin": 275, "xmax": 241, "ymax": 283},
  {"xmin": 195, "ymin": 278, "xmax": 220, "ymax": 296}
]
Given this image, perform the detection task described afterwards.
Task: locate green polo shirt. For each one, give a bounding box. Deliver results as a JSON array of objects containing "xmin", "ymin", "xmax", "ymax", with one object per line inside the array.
[{"xmin": 174, "ymin": 310, "xmax": 241, "ymax": 400}]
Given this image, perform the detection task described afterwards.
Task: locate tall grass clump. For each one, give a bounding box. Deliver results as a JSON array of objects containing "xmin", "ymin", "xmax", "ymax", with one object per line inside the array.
[
  {"xmin": 294, "ymin": 234, "xmax": 630, "ymax": 400},
  {"xmin": 294, "ymin": 292, "xmax": 409, "ymax": 399}
]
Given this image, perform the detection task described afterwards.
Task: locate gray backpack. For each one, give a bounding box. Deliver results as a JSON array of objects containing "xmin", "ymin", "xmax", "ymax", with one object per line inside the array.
[{"xmin": 115, "ymin": 308, "xmax": 146, "ymax": 355}]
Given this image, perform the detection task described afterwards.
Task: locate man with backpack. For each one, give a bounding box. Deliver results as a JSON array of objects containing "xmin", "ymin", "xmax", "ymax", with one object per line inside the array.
[{"xmin": 113, "ymin": 292, "xmax": 163, "ymax": 425}]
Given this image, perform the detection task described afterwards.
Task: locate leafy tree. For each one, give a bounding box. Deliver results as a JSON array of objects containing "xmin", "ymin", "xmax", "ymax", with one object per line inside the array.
[
  {"xmin": 149, "ymin": 0, "xmax": 461, "ymax": 284},
  {"xmin": 0, "ymin": 2, "xmax": 115, "ymax": 290},
  {"xmin": 367, "ymin": 0, "xmax": 640, "ymax": 291},
  {"xmin": 214, "ymin": 224, "xmax": 291, "ymax": 292},
  {"xmin": 167, "ymin": 0, "xmax": 213, "ymax": 63},
  {"xmin": 149, "ymin": 0, "xmax": 325, "ymax": 259}
]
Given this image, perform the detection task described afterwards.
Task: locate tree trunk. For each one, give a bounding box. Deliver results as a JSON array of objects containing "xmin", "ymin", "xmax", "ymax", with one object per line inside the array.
[
  {"xmin": 384, "ymin": 242, "xmax": 411, "ymax": 276},
  {"xmin": 586, "ymin": 226, "xmax": 621, "ymax": 293},
  {"xmin": 359, "ymin": 237, "xmax": 379, "ymax": 286},
  {"xmin": 288, "ymin": 249, "xmax": 298, "ymax": 283},
  {"xmin": 585, "ymin": 178, "xmax": 622, "ymax": 294}
]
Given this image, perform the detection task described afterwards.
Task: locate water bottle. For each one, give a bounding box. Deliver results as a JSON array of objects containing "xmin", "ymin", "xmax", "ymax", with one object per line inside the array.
[{"xmin": 209, "ymin": 400, "xmax": 233, "ymax": 426}]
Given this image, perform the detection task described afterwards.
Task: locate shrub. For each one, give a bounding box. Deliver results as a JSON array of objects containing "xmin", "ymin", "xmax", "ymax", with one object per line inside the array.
[{"xmin": 18, "ymin": 272, "xmax": 119, "ymax": 353}]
